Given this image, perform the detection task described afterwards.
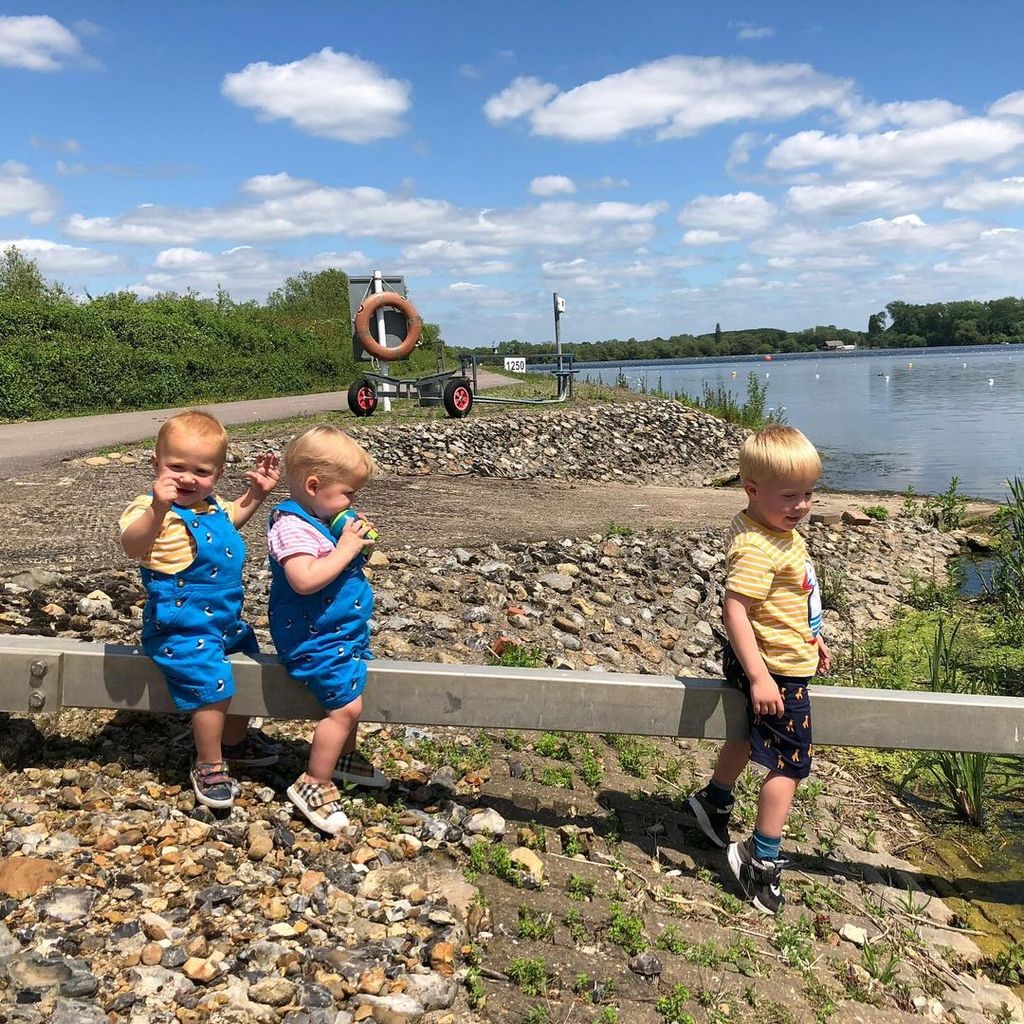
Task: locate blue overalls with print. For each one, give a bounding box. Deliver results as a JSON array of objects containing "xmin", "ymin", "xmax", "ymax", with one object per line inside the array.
[
  {"xmin": 140, "ymin": 498, "xmax": 257, "ymax": 712},
  {"xmin": 268, "ymin": 499, "xmax": 374, "ymax": 710}
]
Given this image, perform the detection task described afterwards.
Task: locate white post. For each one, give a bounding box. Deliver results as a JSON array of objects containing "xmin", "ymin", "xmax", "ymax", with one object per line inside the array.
[{"xmin": 372, "ymin": 270, "xmax": 391, "ymax": 413}]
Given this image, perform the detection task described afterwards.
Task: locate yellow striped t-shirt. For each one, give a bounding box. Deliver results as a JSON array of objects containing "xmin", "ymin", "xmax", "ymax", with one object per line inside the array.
[
  {"xmin": 724, "ymin": 511, "xmax": 822, "ymax": 676},
  {"xmin": 119, "ymin": 495, "xmax": 239, "ymax": 574}
]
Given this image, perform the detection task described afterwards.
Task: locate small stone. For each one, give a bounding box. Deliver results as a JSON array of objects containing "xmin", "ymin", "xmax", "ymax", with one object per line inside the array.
[
  {"xmin": 839, "ymin": 923, "xmax": 868, "ymax": 947},
  {"xmin": 464, "ymin": 808, "xmax": 506, "ymax": 836},
  {"xmin": 249, "ymin": 977, "xmax": 298, "ymax": 1006},
  {"xmin": 509, "ymin": 847, "xmax": 544, "ymax": 883}
]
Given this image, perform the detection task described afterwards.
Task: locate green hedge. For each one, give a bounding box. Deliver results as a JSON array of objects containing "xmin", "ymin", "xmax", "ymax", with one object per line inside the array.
[{"xmin": 0, "ymin": 290, "xmax": 440, "ymax": 422}]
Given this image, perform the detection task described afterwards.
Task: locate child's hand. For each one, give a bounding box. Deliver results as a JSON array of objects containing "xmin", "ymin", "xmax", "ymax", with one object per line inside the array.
[
  {"xmin": 816, "ymin": 637, "xmax": 832, "ymax": 675},
  {"xmin": 749, "ymin": 675, "xmax": 784, "ymax": 718},
  {"xmin": 152, "ymin": 473, "xmax": 179, "ymax": 510},
  {"xmin": 335, "ymin": 516, "xmax": 374, "ymax": 559},
  {"xmin": 246, "ymin": 452, "xmax": 281, "ymax": 498}
]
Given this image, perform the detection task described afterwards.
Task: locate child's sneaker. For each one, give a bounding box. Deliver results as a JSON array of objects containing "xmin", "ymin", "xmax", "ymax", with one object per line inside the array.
[
  {"xmin": 287, "ymin": 776, "xmax": 350, "ymax": 835},
  {"xmin": 222, "ymin": 732, "xmax": 280, "ymax": 768},
  {"xmin": 726, "ymin": 838, "xmax": 786, "ymax": 915},
  {"xmin": 191, "ymin": 761, "xmax": 236, "ymax": 809},
  {"xmin": 331, "ymin": 750, "xmax": 388, "ymax": 789},
  {"xmin": 683, "ymin": 786, "xmax": 733, "ymax": 848}
]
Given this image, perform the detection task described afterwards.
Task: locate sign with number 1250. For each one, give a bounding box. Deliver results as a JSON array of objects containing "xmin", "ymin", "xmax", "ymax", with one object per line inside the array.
[{"xmin": 503, "ymin": 357, "xmax": 527, "ymax": 372}]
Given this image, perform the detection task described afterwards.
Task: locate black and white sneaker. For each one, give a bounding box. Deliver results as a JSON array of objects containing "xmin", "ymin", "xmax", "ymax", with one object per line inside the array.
[
  {"xmin": 726, "ymin": 839, "xmax": 786, "ymax": 915},
  {"xmin": 683, "ymin": 788, "xmax": 733, "ymax": 849}
]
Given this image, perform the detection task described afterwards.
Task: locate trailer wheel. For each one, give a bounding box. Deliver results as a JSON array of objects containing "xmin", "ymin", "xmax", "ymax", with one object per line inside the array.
[
  {"xmin": 442, "ymin": 378, "xmax": 473, "ymax": 418},
  {"xmin": 348, "ymin": 378, "xmax": 378, "ymax": 417}
]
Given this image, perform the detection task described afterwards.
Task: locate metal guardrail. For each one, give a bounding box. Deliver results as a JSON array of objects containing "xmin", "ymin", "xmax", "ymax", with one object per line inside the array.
[{"xmin": 1, "ymin": 636, "xmax": 1021, "ymax": 754}]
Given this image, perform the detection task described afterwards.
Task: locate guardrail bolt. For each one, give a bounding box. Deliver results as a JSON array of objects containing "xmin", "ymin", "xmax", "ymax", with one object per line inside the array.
[
  {"xmin": 28, "ymin": 692, "xmax": 46, "ymax": 710},
  {"xmin": 29, "ymin": 660, "xmax": 48, "ymax": 680}
]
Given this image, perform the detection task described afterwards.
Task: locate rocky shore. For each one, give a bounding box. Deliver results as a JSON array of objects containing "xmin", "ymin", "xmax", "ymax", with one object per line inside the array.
[{"xmin": 1, "ymin": 400, "xmax": 1020, "ymax": 1024}]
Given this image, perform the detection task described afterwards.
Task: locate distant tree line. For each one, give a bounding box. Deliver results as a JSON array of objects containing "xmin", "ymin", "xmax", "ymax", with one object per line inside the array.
[{"xmin": 458, "ymin": 296, "xmax": 1024, "ymax": 363}]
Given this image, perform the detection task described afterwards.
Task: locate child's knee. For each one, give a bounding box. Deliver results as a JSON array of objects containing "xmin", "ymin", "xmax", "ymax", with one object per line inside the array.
[{"xmin": 326, "ymin": 696, "xmax": 362, "ymax": 724}]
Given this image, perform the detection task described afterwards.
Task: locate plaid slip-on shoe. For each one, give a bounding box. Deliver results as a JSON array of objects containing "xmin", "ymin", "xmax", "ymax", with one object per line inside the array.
[
  {"xmin": 190, "ymin": 761, "xmax": 236, "ymax": 810},
  {"xmin": 286, "ymin": 777, "xmax": 350, "ymax": 835},
  {"xmin": 331, "ymin": 750, "xmax": 389, "ymax": 789}
]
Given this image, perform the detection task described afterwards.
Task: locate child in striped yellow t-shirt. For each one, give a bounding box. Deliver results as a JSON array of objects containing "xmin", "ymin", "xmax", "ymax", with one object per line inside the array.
[{"xmin": 684, "ymin": 425, "xmax": 830, "ymax": 915}]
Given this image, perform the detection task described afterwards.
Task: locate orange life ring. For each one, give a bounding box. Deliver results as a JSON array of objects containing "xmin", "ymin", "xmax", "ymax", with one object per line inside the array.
[{"xmin": 354, "ymin": 292, "xmax": 422, "ymax": 362}]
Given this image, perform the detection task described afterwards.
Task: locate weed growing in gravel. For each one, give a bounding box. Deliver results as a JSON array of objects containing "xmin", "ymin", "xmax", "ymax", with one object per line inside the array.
[
  {"xmin": 579, "ymin": 743, "xmax": 604, "ymax": 787},
  {"xmin": 533, "ymin": 732, "xmax": 572, "ymax": 759},
  {"xmin": 562, "ymin": 831, "xmax": 585, "ymax": 857},
  {"xmin": 465, "ymin": 967, "xmax": 485, "ymax": 1009},
  {"xmin": 539, "ymin": 764, "xmax": 574, "ymax": 789},
  {"xmin": 595, "ymin": 1008, "xmax": 620, "ymax": 1024},
  {"xmin": 564, "ymin": 906, "xmax": 588, "ymax": 945},
  {"xmin": 414, "ymin": 730, "xmax": 492, "ymax": 773},
  {"xmin": 772, "ymin": 916, "xmax": 815, "ymax": 969},
  {"xmin": 567, "ymin": 874, "xmax": 597, "ymax": 901},
  {"xmin": 507, "ymin": 957, "xmax": 551, "ymax": 996},
  {"xmin": 603, "ymin": 734, "xmax": 659, "ymax": 778},
  {"xmin": 861, "ymin": 940, "xmax": 900, "ymax": 985},
  {"xmin": 803, "ymin": 976, "xmax": 839, "ymax": 1023},
  {"xmin": 655, "ymin": 983, "xmax": 696, "ymax": 1023},
  {"xmin": 800, "ymin": 881, "xmax": 844, "ymax": 912},
  {"xmin": 467, "ymin": 840, "xmax": 524, "ymax": 887},
  {"xmin": 988, "ymin": 941, "xmax": 1024, "ymax": 986},
  {"xmin": 503, "ymin": 729, "xmax": 526, "ymax": 751},
  {"xmin": 522, "ymin": 1005, "xmax": 549, "ymax": 1024},
  {"xmin": 605, "ymin": 903, "xmax": 647, "ymax": 955},
  {"xmin": 489, "ymin": 643, "xmax": 546, "ymax": 668},
  {"xmin": 517, "ymin": 905, "xmax": 555, "ymax": 941},
  {"xmin": 863, "ymin": 505, "xmax": 889, "ymax": 521}
]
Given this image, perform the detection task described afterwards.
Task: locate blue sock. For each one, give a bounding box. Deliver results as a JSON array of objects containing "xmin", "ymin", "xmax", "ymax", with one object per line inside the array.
[
  {"xmin": 753, "ymin": 829, "xmax": 782, "ymax": 862},
  {"xmin": 704, "ymin": 779, "xmax": 734, "ymax": 810}
]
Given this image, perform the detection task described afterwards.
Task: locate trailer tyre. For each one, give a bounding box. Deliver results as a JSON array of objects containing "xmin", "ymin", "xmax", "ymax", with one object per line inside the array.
[
  {"xmin": 442, "ymin": 378, "xmax": 473, "ymax": 418},
  {"xmin": 348, "ymin": 378, "xmax": 378, "ymax": 417}
]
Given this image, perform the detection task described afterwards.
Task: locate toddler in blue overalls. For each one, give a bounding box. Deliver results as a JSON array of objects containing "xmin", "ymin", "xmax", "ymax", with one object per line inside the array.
[
  {"xmin": 268, "ymin": 425, "xmax": 386, "ymax": 835},
  {"xmin": 120, "ymin": 410, "xmax": 280, "ymax": 809}
]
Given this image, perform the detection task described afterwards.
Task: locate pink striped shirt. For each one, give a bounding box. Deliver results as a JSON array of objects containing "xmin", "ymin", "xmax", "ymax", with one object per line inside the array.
[{"xmin": 268, "ymin": 514, "xmax": 334, "ymax": 564}]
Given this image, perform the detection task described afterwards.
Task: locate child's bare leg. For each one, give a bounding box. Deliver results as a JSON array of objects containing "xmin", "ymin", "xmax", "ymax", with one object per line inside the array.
[
  {"xmin": 306, "ymin": 697, "xmax": 362, "ymax": 783},
  {"xmin": 755, "ymin": 772, "xmax": 798, "ymax": 837},
  {"xmin": 711, "ymin": 739, "xmax": 751, "ymax": 787},
  {"xmin": 192, "ymin": 699, "xmax": 230, "ymax": 763},
  {"xmin": 222, "ymin": 714, "xmax": 249, "ymax": 746}
]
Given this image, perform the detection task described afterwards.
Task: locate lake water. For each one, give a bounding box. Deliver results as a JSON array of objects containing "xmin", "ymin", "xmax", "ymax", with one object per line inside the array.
[{"xmin": 577, "ymin": 346, "xmax": 1023, "ymax": 500}]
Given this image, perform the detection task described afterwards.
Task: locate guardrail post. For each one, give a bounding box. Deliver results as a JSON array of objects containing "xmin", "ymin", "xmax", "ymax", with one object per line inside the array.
[{"xmin": 0, "ymin": 646, "xmax": 64, "ymax": 715}]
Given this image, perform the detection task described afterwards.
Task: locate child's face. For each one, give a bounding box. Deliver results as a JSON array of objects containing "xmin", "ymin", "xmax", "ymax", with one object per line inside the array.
[
  {"xmin": 744, "ymin": 473, "xmax": 817, "ymax": 533},
  {"xmin": 151, "ymin": 429, "xmax": 224, "ymax": 506},
  {"xmin": 304, "ymin": 476, "xmax": 359, "ymax": 522}
]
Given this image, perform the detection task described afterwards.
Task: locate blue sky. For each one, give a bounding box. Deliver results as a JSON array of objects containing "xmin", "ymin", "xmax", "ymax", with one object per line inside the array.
[{"xmin": 4, "ymin": 2, "xmax": 1024, "ymax": 348}]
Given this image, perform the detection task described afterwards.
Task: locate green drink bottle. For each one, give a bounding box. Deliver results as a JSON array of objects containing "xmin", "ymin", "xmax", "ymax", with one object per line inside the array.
[{"xmin": 329, "ymin": 508, "xmax": 380, "ymax": 543}]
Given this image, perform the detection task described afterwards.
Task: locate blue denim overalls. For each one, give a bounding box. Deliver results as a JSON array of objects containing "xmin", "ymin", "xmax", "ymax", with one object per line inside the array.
[
  {"xmin": 268, "ymin": 499, "xmax": 374, "ymax": 710},
  {"xmin": 140, "ymin": 497, "xmax": 257, "ymax": 712}
]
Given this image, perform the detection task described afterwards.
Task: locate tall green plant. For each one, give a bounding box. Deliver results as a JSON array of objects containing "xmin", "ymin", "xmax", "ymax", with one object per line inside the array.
[
  {"xmin": 905, "ymin": 619, "xmax": 994, "ymax": 826},
  {"xmin": 994, "ymin": 476, "xmax": 1024, "ymax": 622}
]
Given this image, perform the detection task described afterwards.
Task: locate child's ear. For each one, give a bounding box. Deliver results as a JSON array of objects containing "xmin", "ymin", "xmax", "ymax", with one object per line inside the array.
[
  {"xmin": 305, "ymin": 475, "xmax": 319, "ymax": 497},
  {"xmin": 151, "ymin": 452, "xmax": 159, "ymax": 474},
  {"xmin": 743, "ymin": 479, "xmax": 758, "ymax": 500}
]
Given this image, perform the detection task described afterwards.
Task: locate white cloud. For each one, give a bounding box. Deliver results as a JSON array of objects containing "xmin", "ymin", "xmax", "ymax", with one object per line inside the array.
[
  {"xmin": 786, "ymin": 179, "xmax": 937, "ymax": 216},
  {"xmin": 0, "ymin": 161, "xmax": 57, "ymax": 221},
  {"xmin": 0, "ymin": 15, "xmax": 83, "ymax": 71},
  {"xmin": 678, "ymin": 191, "xmax": 776, "ymax": 237},
  {"xmin": 839, "ymin": 98, "xmax": 966, "ymax": 133},
  {"xmin": 134, "ymin": 244, "xmax": 366, "ymax": 300},
  {"xmin": 221, "ymin": 48, "xmax": 410, "ymax": 142},
  {"xmin": 944, "ymin": 176, "xmax": 1024, "ymax": 211},
  {"xmin": 64, "ymin": 181, "xmax": 668, "ymax": 252},
  {"xmin": 483, "ymin": 76, "xmax": 559, "ymax": 122},
  {"xmin": 240, "ymin": 172, "xmax": 316, "ymax": 196},
  {"xmin": 529, "ymin": 175, "xmax": 576, "ymax": 196},
  {"xmin": 988, "ymin": 91, "xmax": 1024, "ymax": 118},
  {"xmin": 766, "ymin": 118, "xmax": 1024, "ymax": 177},
  {"xmin": 731, "ymin": 21, "xmax": 775, "ymax": 40},
  {"xmin": 588, "ymin": 175, "xmax": 631, "ymax": 189},
  {"xmin": 484, "ymin": 56, "xmax": 852, "ymax": 142},
  {"xmin": 0, "ymin": 237, "xmax": 121, "ymax": 275},
  {"xmin": 682, "ymin": 229, "xmax": 729, "ymax": 246}
]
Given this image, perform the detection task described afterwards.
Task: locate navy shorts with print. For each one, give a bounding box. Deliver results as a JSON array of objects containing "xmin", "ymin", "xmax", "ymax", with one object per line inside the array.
[{"xmin": 723, "ymin": 645, "xmax": 814, "ymax": 780}]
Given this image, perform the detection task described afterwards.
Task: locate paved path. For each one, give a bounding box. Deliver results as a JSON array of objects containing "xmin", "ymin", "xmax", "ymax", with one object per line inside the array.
[{"xmin": 0, "ymin": 369, "xmax": 517, "ymax": 477}]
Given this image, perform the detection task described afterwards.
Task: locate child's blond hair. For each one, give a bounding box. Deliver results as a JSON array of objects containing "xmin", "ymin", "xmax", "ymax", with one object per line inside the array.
[
  {"xmin": 284, "ymin": 425, "xmax": 376, "ymax": 495},
  {"xmin": 156, "ymin": 410, "xmax": 228, "ymax": 464},
  {"xmin": 738, "ymin": 425, "xmax": 821, "ymax": 484}
]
